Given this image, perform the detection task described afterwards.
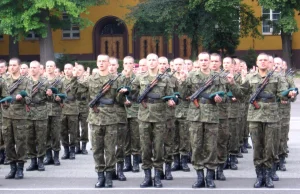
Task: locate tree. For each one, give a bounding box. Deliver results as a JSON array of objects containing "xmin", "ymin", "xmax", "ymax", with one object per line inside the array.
[
  {"xmin": 258, "ymin": 0, "xmax": 300, "ymax": 68},
  {"xmin": 126, "ymin": 0, "xmax": 262, "ymax": 58},
  {"xmin": 0, "ymin": 0, "xmax": 106, "ymax": 64}
]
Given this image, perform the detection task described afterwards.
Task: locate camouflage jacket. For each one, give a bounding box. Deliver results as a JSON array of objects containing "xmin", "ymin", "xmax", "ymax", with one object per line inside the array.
[
  {"xmin": 166, "ymin": 73, "xmax": 178, "ymax": 119},
  {"xmin": 87, "ymin": 73, "xmax": 118, "ymax": 125},
  {"xmin": 2, "ymin": 75, "xmax": 31, "ymax": 119},
  {"xmin": 76, "ymin": 76, "xmax": 89, "ymax": 114},
  {"xmin": 29, "ymin": 77, "xmax": 50, "ymax": 120},
  {"xmin": 62, "ymin": 76, "xmax": 79, "ymax": 115},
  {"xmin": 131, "ymin": 72, "xmax": 174, "ymax": 122},
  {"xmin": 279, "ymin": 75, "xmax": 297, "ymax": 119},
  {"xmin": 230, "ymin": 71, "xmax": 288, "ymax": 123},
  {"xmin": 217, "ymin": 77, "xmax": 229, "ymax": 120},
  {"xmin": 0, "ymin": 77, "xmax": 8, "ymax": 119},
  {"xmin": 175, "ymin": 79, "xmax": 189, "ymax": 119},
  {"xmin": 46, "ymin": 76, "xmax": 63, "ymax": 116}
]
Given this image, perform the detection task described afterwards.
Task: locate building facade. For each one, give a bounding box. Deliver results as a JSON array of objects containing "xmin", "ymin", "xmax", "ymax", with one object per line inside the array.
[{"xmin": 0, "ymin": 0, "xmax": 300, "ymax": 68}]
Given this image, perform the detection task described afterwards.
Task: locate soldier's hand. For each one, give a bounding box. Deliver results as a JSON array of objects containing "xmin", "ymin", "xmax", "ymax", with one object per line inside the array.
[
  {"xmin": 16, "ymin": 94, "xmax": 22, "ymax": 101},
  {"xmin": 46, "ymin": 89, "xmax": 53, "ymax": 96},
  {"xmin": 119, "ymin": 88, "xmax": 128, "ymax": 93},
  {"xmin": 214, "ymin": 94, "xmax": 222, "ymax": 103},
  {"xmin": 288, "ymin": 90, "xmax": 297, "ymax": 99},
  {"xmin": 168, "ymin": 99, "xmax": 176, "ymax": 107},
  {"xmin": 226, "ymin": 68, "xmax": 235, "ymax": 85},
  {"xmin": 55, "ymin": 96, "xmax": 61, "ymax": 101}
]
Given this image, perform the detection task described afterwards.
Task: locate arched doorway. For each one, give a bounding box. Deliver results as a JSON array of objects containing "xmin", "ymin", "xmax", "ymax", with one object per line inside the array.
[{"xmin": 93, "ymin": 16, "xmax": 128, "ymax": 59}]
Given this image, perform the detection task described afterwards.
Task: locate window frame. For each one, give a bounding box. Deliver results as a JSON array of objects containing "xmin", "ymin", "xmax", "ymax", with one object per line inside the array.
[
  {"xmin": 62, "ymin": 12, "xmax": 80, "ymax": 40},
  {"xmin": 25, "ymin": 31, "xmax": 39, "ymax": 40},
  {"xmin": 262, "ymin": 8, "xmax": 280, "ymax": 35}
]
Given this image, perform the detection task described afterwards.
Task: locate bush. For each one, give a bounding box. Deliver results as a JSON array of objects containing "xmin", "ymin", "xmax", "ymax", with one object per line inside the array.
[{"xmin": 241, "ymin": 48, "xmax": 258, "ymax": 69}]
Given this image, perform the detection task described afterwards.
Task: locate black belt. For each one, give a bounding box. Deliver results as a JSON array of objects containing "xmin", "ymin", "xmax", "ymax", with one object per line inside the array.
[
  {"xmin": 29, "ymin": 102, "xmax": 46, "ymax": 107},
  {"xmin": 145, "ymin": 98, "xmax": 164, "ymax": 104},
  {"xmin": 98, "ymin": 98, "xmax": 114, "ymax": 106},
  {"xmin": 257, "ymin": 98, "xmax": 276, "ymax": 103},
  {"xmin": 200, "ymin": 98, "xmax": 214, "ymax": 104}
]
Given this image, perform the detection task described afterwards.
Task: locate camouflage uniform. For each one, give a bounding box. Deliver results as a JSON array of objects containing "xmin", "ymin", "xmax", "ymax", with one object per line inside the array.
[
  {"xmin": 131, "ymin": 72, "xmax": 174, "ymax": 187},
  {"xmin": 0, "ymin": 77, "xmax": 7, "ymax": 163},
  {"xmin": 2, "ymin": 75, "xmax": 31, "ymax": 178},
  {"xmin": 61, "ymin": 77, "xmax": 79, "ymax": 159}
]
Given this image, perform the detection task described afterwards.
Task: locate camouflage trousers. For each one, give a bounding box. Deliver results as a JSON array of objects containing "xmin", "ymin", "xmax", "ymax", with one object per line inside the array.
[
  {"xmin": 249, "ymin": 122, "xmax": 276, "ymax": 168},
  {"xmin": 124, "ymin": 118, "xmax": 141, "ymax": 156},
  {"xmin": 279, "ymin": 117, "xmax": 290, "ymax": 157},
  {"xmin": 2, "ymin": 118, "xmax": 28, "ymax": 163},
  {"xmin": 174, "ymin": 118, "xmax": 190, "ymax": 156},
  {"xmin": 217, "ymin": 119, "xmax": 230, "ymax": 164},
  {"xmin": 61, "ymin": 115, "xmax": 79, "ymax": 147},
  {"xmin": 116, "ymin": 122, "xmax": 127, "ymax": 162},
  {"xmin": 139, "ymin": 121, "xmax": 164, "ymax": 171},
  {"xmin": 0, "ymin": 120, "xmax": 4, "ymax": 150},
  {"xmin": 77, "ymin": 112, "xmax": 89, "ymax": 143},
  {"xmin": 189, "ymin": 121, "xmax": 218, "ymax": 170},
  {"xmin": 164, "ymin": 118, "xmax": 175, "ymax": 164},
  {"xmin": 46, "ymin": 116, "xmax": 62, "ymax": 151},
  {"xmin": 91, "ymin": 124, "xmax": 118, "ymax": 172},
  {"xmin": 228, "ymin": 118, "xmax": 239, "ymax": 155},
  {"xmin": 238, "ymin": 116, "xmax": 245, "ymax": 148},
  {"xmin": 27, "ymin": 119, "xmax": 47, "ymax": 158}
]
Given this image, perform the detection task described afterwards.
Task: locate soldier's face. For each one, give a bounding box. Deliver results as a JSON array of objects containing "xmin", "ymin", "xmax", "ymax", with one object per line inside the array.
[
  {"xmin": 274, "ymin": 58, "xmax": 282, "ymax": 72},
  {"xmin": 30, "ymin": 64, "xmax": 39, "ymax": 76},
  {"xmin": 108, "ymin": 61, "xmax": 119, "ymax": 74},
  {"xmin": 0, "ymin": 63, "xmax": 7, "ymax": 75},
  {"xmin": 97, "ymin": 56, "xmax": 109, "ymax": 71},
  {"xmin": 123, "ymin": 59, "xmax": 134, "ymax": 73},
  {"xmin": 198, "ymin": 54, "xmax": 210, "ymax": 71},
  {"xmin": 40, "ymin": 66, "xmax": 45, "ymax": 76},
  {"xmin": 46, "ymin": 62, "xmax": 56, "ymax": 74},
  {"xmin": 185, "ymin": 61, "xmax": 193, "ymax": 72},
  {"xmin": 222, "ymin": 58, "xmax": 232, "ymax": 71},
  {"xmin": 210, "ymin": 56, "xmax": 221, "ymax": 71},
  {"xmin": 257, "ymin": 55, "xmax": 269, "ymax": 70},
  {"xmin": 54, "ymin": 69, "xmax": 60, "ymax": 77},
  {"xmin": 64, "ymin": 65, "xmax": 73, "ymax": 77},
  {"xmin": 193, "ymin": 63, "xmax": 201, "ymax": 71},
  {"xmin": 20, "ymin": 65, "xmax": 29, "ymax": 76},
  {"xmin": 174, "ymin": 61, "xmax": 183, "ymax": 73},
  {"xmin": 139, "ymin": 62, "xmax": 148, "ymax": 73},
  {"xmin": 147, "ymin": 57, "xmax": 158, "ymax": 70},
  {"xmin": 158, "ymin": 59, "xmax": 168, "ymax": 73},
  {"xmin": 170, "ymin": 62, "xmax": 175, "ymax": 72},
  {"xmin": 77, "ymin": 66, "xmax": 85, "ymax": 77},
  {"xmin": 9, "ymin": 60, "xmax": 20, "ymax": 74}
]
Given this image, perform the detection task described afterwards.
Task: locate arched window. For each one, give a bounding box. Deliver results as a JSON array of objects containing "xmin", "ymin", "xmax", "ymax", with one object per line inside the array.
[{"xmin": 101, "ymin": 23, "xmax": 124, "ymax": 35}]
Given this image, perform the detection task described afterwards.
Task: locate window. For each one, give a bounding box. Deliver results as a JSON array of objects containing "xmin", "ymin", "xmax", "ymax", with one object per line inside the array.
[
  {"xmin": 26, "ymin": 31, "xmax": 39, "ymax": 40},
  {"xmin": 262, "ymin": 8, "xmax": 280, "ymax": 34},
  {"xmin": 62, "ymin": 13, "xmax": 80, "ymax": 39}
]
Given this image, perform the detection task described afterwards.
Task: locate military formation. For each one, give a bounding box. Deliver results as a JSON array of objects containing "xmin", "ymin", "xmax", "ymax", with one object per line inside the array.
[{"xmin": 0, "ymin": 52, "xmax": 298, "ymax": 189}]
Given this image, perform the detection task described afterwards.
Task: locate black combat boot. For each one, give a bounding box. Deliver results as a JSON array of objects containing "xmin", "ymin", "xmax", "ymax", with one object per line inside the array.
[
  {"xmin": 164, "ymin": 163, "xmax": 173, "ymax": 180},
  {"xmin": 117, "ymin": 162, "xmax": 126, "ymax": 181},
  {"xmin": 254, "ymin": 166, "xmax": 264, "ymax": 188},
  {"xmin": 171, "ymin": 154, "xmax": 181, "ymax": 171},
  {"xmin": 111, "ymin": 168, "xmax": 118, "ymax": 180},
  {"xmin": 279, "ymin": 156, "xmax": 286, "ymax": 171},
  {"xmin": 43, "ymin": 148, "xmax": 54, "ymax": 165},
  {"xmin": 237, "ymin": 148, "xmax": 243, "ymax": 158},
  {"xmin": 271, "ymin": 163, "xmax": 279, "ymax": 181},
  {"xmin": 38, "ymin": 157, "xmax": 45, "ymax": 171},
  {"xmin": 95, "ymin": 172, "xmax": 105, "ymax": 188},
  {"xmin": 15, "ymin": 162, "xmax": 24, "ymax": 179},
  {"xmin": 0, "ymin": 149, "xmax": 5, "ymax": 164},
  {"xmin": 216, "ymin": 164, "xmax": 226, "ymax": 181},
  {"xmin": 241, "ymin": 143, "xmax": 248, "ymax": 153},
  {"xmin": 245, "ymin": 137, "xmax": 252, "ymax": 149},
  {"xmin": 223, "ymin": 156, "xmax": 230, "ymax": 170},
  {"xmin": 53, "ymin": 151, "xmax": 60, "ymax": 166},
  {"xmin": 75, "ymin": 143, "xmax": 81, "ymax": 154},
  {"xmin": 181, "ymin": 155, "xmax": 190, "ymax": 172},
  {"xmin": 230, "ymin": 155, "xmax": 238, "ymax": 170},
  {"xmin": 81, "ymin": 142, "xmax": 88, "ymax": 155},
  {"xmin": 192, "ymin": 169, "xmax": 205, "ymax": 188},
  {"xmin": 105, "ymin": 171, "xmax": 113, "ymax": 188},
  {"xmin": 61, "ymin": 146, "xmax": 70, "ymax": 160},
  {"xmin": 154, "ymin": 169, "xmax": 163, "ymax": 188},
  {"xmin": 132, "ymin": 154, "xmax": 140, "ymax": 172},
  {"xmin": 123, "ymin": 155, "xmax": 132, "ymax": 172},
  {"xmin": 140, "ymin": 169, "xmax": 153, "ymax": 188},
  {"xmin": 5, "ymin": 162, "xmax": 17, "ymax": 179},
  {"xmin": 69, "ymin": 146, "xmax": 76, "ymax": 160},
  {"xmin": 206, "ymin": 169, "xmax": 216, "ymax": 188},
  {"xmin": 265, "ymin": 168, "xmax": 274, "ymax": 188},
  {"xmin": 26, "ymin": 158, "xmax": 38, "ymax": 171}
]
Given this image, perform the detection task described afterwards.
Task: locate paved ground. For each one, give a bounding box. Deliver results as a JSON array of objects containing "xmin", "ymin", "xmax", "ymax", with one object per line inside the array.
[{"xmin": 0, "ymin": 79, "xmax": 299, "ymax": 194}]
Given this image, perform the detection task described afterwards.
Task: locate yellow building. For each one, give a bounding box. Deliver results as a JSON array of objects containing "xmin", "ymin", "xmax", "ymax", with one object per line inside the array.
[{"xmin": 0, "ymin": 0, "xmax": 299, "ymax": 68}]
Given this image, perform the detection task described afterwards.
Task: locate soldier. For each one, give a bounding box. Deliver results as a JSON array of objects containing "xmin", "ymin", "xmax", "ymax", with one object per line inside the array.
[
  {"xmin": 40, "ymin": 64, "xmax": 45, "ymax": 77},
  {"xmin": 192, "ymin": 61, "xmax": 200, "ymax": 71},
  {"xmin": 20, "ymin": 64, "xmax": 29, "ymax": 77},
  {"xmin": 44, "ymin": 61, "xmax": 63, "ymax": 166},
  {"xmin": 26, "ymin": 61, "xmax": 53, "ymax": 172},
  {"xmin": 172, "ymin": 58, "xmax": 191, "ymax": 173},
  {"xmin": 0, "ymin": 59, "xmax": 7, "ymax": 164},
  {"xmin": 60, "ymin": 64, "xmax": 79, "ymax": 160},
  {"xmin": 227, "ymin": 53, "xmax": 293, "ymax": 188},
  {"xmin": 210, "ymin": 53, "xmax": 230, "ymax": 180},
  {"xmin": 54, "ymin": 68, "xmax": 61, "ymax": 77},
  {"xmin": 88, "ymin": 54, "xmax": 119, "ymax": 188},
  {"xmin": 185, "ymin": 52, "xmax": 225, "ymax": 188},
  {"xmin": 2, "ymin": 57, "xmax": 31, "ymax": 179},
  {"xmin": 138, "ymin": 58, "xmax": 148, "ymax": 74},
  {"xmin": 185, "ymin": 59, "xmax": 193, "ymax": 72},
  {"xmin": 75, "ymin": 64, "xmax": 89, "ymax": 155},
  {"xmin": 125, "ymin": 53, "xmax": 175, "ymax": 188}
]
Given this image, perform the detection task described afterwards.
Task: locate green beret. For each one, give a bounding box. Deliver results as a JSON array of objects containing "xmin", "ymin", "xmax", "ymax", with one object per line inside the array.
[{"xmin": 19, "ymin": 90, "xmax": 28, "ymax": 97}]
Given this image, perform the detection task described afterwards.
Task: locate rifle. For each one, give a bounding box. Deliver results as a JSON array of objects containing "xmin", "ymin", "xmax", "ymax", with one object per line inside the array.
[
  {"xmin": 9, "ymin": 76, "xmax": 26, "ymax": 94},
  {"xmin": 137, "ymin": 68, "xmax": 170, "ymax": 107},
  {"xmin": 49, "ymin": 76, "xmax": 63, "ymax": 88},
  {"xmin": 249, "ymin": 67, "xmax": 277, "ymax": 109},
  {"xmin": 89, "ymin": 73, "xmax": 122, "ymax": 113},
  {"xmin": 32, "ymin": 79, "xmax": 48, "ymax": 96},
  {"xmin": 188, "ymin": 70, "xmax": 224, "ymax": 108}
]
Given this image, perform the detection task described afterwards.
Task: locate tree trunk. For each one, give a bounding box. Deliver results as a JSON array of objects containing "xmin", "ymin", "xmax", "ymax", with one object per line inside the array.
[
  {"xmin": 9, "ymin": 35, "xmax": 19, "ymax": 58},
  {"xmin": 281, "ymin": 32, "xmax": 292, "ymax": 68},
  {"xmin": 39, "ymin": 10, "xmax": 55, "ymax": 65}
]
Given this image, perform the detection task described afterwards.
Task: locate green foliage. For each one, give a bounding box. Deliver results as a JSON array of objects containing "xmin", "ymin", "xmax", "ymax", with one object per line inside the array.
[
  {"xmin": 55, "ymin": 54, "xmax": 76, "ymax": 70},
  {"xmin": 241, "ymin": 48, "xmax": 258, "ymax": 69}
]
